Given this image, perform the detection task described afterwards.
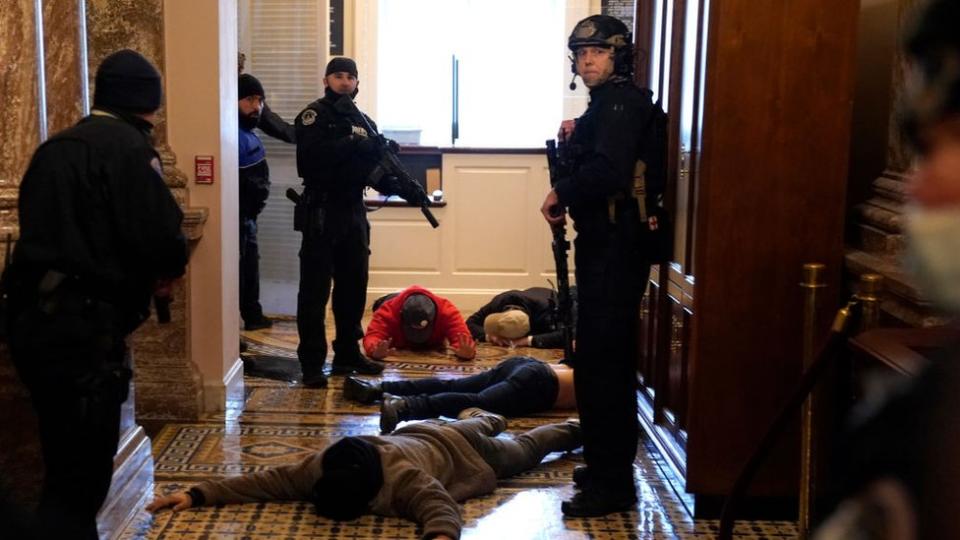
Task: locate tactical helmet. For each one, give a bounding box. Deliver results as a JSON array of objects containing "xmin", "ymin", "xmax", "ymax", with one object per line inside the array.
[{"xmin": 568, "ymin": 15, "xmax": 634, "ymax": 78}]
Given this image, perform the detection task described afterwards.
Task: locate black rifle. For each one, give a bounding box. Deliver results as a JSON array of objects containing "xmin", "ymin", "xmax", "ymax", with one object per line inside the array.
[
  {"xmin": 545, "ymin": 139, "xmax": 575, "ymax": 365},
  {"xmin": 333, "ymin": 97, "xmax": 440, "ymax": 228}
]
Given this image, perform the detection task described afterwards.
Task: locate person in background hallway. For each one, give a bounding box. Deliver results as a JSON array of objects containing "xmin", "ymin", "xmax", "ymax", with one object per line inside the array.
[
  {"xmin": 3, "ymin": 49, "xmax": 188, "ymax": 539},
  {"xmin": 540, "ymin": 15, "xmax": 664, "ymax": 517},
  {"xmin": 147, "ymin": 409, "xmax": 582, "ymax": 540},
  {"xmin": 814, "ymin": 1, "xmax": 960, "ymax": 538},
  {"xmin": 238, "ymin": 51, "xmax": 296, "ymax": 144},
  {"xmin": 237, "ymin": 73, "xmax": 291, "ymax": 330},
  {"xmin": 465, "ymin": 286, "xmax": 578, "ymax": 348},
  {"xmin": 343, "ymin": 355, "xmax": 576, "ymax": 434},
  {"xmin": 364, "ymin": 286, "xmax": 476, "ymax": 362},
  {"xmin": 294, "ymin": 57, "xmax": 398, "ymax": 386}
]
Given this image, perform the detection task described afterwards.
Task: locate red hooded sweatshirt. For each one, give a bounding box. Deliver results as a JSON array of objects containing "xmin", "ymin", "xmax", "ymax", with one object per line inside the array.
[{"xmin": 363, "ymin": 286, "xmax": 475, "ymax": 357}]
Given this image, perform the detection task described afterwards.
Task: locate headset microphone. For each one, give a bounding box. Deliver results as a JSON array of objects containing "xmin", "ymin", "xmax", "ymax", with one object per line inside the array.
[{"xmin": 569, "ymin": 74, "xmax": 578, "ymax": 91}]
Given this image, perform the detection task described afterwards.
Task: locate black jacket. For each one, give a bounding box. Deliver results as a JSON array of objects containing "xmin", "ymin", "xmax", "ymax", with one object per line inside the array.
[
  {"xmin": 466, "ymin": 287, "xmax": 577, "ymax": 348},
  {"xmin": 553, "ymin": 77, "xmax": 657, "ymax": 230},
  {"xmin": 258, "ymin": 103, "xmax": 296, "ymax": 144},
  {"xmin": 295, "ymin": 93, "xmax": 379, "ymax": 204},
  {"xmin": 9, "ymin": 110, "xmax": 188, "ymax": 333}
]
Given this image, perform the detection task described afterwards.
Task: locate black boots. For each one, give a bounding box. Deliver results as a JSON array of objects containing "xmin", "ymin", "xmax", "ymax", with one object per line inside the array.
[
  {"xmin": 343, "ymin": 376, "xmax": 384, "ymax": 404},
  {"xmin": 330, "ymin": 352, "xmax": 385, "ymax": 375},
  {"xmin": 380, "ymin": 393, "xmax": 408, "ymax": 434},
  {"xmin": 563, "ymin": 465, "xmax": 637, "ymax": 517}
]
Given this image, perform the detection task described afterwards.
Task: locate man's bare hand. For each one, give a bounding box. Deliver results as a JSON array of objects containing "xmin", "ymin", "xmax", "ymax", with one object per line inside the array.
[
  {"xmin": 371, "ymin": 338, "xmax": 392, "ymax": 360},
  {"xmin": 558, "ymin": 119, "xmax": 576, "ymax": 142},
  {"xmin": 541, "ymin": 189, "xmax": 566, "ymax": 226},
  {"xmin": 487, "ymin": 334, "xmax": 510, "ymax": 347},
  {"xmin": 146, "ymin": 492, "xmax": 193, "ymax": 513},
  {"xmin": 454, "ymin": 337, "xmax": 476, "ymax": 360},
  {"xmin": 510, "ymin": 336, "xmax": 533, "ymax": 348}
]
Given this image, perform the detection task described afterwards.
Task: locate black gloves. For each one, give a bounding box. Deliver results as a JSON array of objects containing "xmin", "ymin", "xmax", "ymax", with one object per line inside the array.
[{"xmin": 356, "ymin": 135, "xmax": 400, "ymax": 156}]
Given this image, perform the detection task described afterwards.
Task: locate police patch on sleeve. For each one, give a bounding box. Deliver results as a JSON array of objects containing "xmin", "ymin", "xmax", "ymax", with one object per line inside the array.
[
  {"xmin": 150, "ymin": 157, "xmax": 163, "ymax": 176},
  {"xmin": 301, "ymin": 109, "xmax": 317, "ymax": 126}
]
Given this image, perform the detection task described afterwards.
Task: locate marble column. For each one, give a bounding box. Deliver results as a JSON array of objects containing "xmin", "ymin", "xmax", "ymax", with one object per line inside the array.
[
  {"xmin": 845, "ymin": 0, "xmax": 948, "ymax": 327},
  {"xmin": 87, "ymin": 0, "xmax": 209, "ymax": 427},
  {"xmin": 0, "ymin": 0, "xmax": 73, "ymax": 517}
]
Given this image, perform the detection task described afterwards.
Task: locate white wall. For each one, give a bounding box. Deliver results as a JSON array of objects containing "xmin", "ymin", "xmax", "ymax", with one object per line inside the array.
[
  {"xmin": 367, "ymin": 153, "xmax": 574, "ymax": 311},
  {"xmin": 165, "ymin": 0, "xmax": 243, "ymax": 412}
]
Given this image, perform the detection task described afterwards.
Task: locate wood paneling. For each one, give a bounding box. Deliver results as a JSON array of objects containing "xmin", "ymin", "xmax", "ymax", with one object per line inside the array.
[{"xmin": 635, "ymin": 0, "xmax": 859, "ymax": 502}]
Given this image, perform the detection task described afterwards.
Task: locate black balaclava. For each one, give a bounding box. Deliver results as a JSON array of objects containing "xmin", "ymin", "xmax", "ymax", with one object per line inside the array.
[
  {"xmin": 238, "ymin": 74, "xmax": 264, "ymax": 131},
  {"xmin": 311, "ymin": 437, "xmax": 383, "ymax": 521},
  {"xmin": 93, "ymin": 49, "xmax": 162, "ymax": 114},
  {"xmin": 324, "ymin": 57, "xmax": 360, "ymax": 99}
]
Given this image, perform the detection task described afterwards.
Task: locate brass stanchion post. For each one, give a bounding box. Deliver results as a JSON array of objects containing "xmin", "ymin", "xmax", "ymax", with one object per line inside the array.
[
  {"xmin": 798, "ymin": 263, "xmax": 826, "ymax": 539},
  {"xmin": 855, "ymin": 273, "xmax": 883, "ymax": 332}
]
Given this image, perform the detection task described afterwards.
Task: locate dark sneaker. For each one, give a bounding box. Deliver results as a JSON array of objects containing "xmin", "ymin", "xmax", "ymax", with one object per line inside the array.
[
  {"xmin": 302, "ymin": 371, "xmax": 328, "ymax": 388},
  {"xmin": 343, "ymin": 376, "xmax": 383, "ymax": 404},
  {"xmin": 331, "ymin": 354, "xmax": 385, "ymax": 375},
  {"xmin": 561, "ymin": 488, "xmax": 637, "ymax": 518},
  {"xmin": 380, "ymin": 393, "xmax": 407, "ymax": 434},
  {"xmin": 244, "ymin": 317, "xmax": 273, "ymax": 331}
]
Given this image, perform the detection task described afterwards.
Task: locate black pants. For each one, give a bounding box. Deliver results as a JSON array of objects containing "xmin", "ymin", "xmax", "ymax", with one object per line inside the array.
[
  {"xmin": 239, "ymin": 215, "xmax": 264, "ymax": 323},
  {"xmin": 384, "ymin": 356, "xmax": 558, "ymax": 418},
  {"xmin": 573, "ymin": 224, "xmax": 649, "ymax": 496},
  {"xmin": 297, "ymin": 203, "xmax": 370, "ymax": 376},
  {"xmin": 9, "ymin": 295, "xmax": 128, "ymax": 540}
]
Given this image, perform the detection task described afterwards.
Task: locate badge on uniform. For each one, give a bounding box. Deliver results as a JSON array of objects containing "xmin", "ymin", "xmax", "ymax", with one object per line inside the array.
[{"xmin": 301, "ymin": 109, "xmax": 317, "ymax": 126}]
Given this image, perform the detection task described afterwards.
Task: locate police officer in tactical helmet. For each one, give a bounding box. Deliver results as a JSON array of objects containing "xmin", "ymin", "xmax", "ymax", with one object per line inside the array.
[
  {"xmin": 293, "ymin": 58, "xmax": 388, "ymax": 387},
  {"xmin": 5, "ymin": 49, "xmax": 188, "ymax": 539},
  {"xmin": 541, "ymin": 15, "xmax": 660, "ymax": 517}
]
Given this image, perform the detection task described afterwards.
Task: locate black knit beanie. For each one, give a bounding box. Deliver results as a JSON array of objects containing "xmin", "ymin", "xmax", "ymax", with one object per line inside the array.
[
  {"xmin": 311, "ymin": 437, "xmax": 383, "ymax": 521},
  {"xmin": 93, "ymin": 49, "xmax": 162, "ymax": 114},
  {"xmin": 239, "ymin": 74, "xmax": 265, "ymax": 100},
  {"xmin": 325, "ymin": 57, "xmax": 359, "ymax": 78}
]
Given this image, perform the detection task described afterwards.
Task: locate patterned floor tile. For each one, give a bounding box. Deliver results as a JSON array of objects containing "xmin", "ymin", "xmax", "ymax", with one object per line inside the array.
[{"xmin": 116, "ymin": 321, "xmax": 798, "ymax": 539}]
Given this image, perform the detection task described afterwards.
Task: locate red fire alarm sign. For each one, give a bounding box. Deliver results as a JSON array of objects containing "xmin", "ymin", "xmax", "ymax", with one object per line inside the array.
[{"xmin": 195, "ymin": 155, "xmax": 215, "ymax": 184}]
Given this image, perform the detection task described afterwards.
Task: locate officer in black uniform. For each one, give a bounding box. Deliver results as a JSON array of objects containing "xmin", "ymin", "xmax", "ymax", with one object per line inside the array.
[
  {"xmin": 540, "ymin": 15, "xmax": 660, "ymax": 517},
  {"xmin": 294, "ymin": 57, "xmax": 390, "ymax": 387},
  {"xmin": 4, "ymin": 49, "xmax": 188, "ymax": 539}
]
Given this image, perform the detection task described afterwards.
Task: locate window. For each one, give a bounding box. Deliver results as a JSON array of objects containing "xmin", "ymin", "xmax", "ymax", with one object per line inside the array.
[{"xmin": 377, "ymin": 0, "xmax": 568, "ymax": 148}]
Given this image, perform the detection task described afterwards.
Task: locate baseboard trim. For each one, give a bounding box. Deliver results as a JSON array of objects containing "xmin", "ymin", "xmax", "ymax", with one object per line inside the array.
[
  {"xmin": 98, "ymin": 426, "xmax": 153, "ymax": 539},
  {"xmin": 203, "ymin": 357, "xmax": 245, "ymax": 412}
]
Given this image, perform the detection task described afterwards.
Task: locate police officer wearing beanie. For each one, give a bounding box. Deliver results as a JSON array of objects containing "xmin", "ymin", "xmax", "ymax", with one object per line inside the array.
[
  {"xmin": 4, "ymin": 49, "xmax": 187, "ymax": 538},
  {"xmin": 540, "ymin": 15, "xmax": 662, "ymax": 517},
  {"xmin": 237, "ymin": 73, "xmax": 284, "ymax": 330},
  {"xmin": 293, "ymin": 57, "xmax": 388, "ymax": 386}
]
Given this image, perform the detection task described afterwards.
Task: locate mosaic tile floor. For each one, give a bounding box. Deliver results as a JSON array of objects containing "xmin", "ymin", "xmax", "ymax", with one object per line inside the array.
[{"xmin": 118, "ymin": 318, "xmax": 798, "ymax": 539}]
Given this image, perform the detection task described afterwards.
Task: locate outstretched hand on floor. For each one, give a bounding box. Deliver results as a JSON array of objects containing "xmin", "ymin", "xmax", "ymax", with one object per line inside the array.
[{"xmin": 146, "ymin": 492, "xmax": 193, "ymax": 513}]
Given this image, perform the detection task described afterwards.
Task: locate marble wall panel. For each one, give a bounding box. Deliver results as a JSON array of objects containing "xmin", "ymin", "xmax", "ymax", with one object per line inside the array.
[
  {"xmin": 87, "ymin": 0, "xmax": 168, "ymax": 145},
  {"xmin": 0, "ymin": 0, "xmax": 41, "ymax": 192},
  {"xmin": 43, "ymin": 0, "xmax": 85, "ymax": 135}
]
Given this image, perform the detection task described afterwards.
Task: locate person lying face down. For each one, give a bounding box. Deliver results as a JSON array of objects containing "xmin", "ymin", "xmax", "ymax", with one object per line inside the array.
[
  {"xmin": 364, "ymin": 286, "xmax": 477, "ymax": 361},
  {"xmin": 147, "ymin": 409, "xmax": 581, "ymax": 540},
  {"xmin": 343, "ymin": 356, "xmax": 576, "ymax": 433},
  {"xmin": 465, "ymin": 287, "xmax": 578, "ymax": 348}
]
